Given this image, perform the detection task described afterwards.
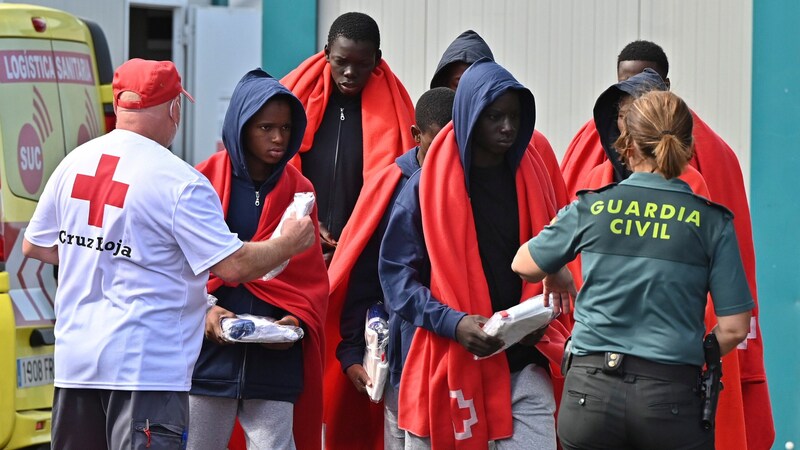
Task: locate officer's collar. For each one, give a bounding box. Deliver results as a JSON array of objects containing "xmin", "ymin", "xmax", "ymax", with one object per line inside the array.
[{"xmin": 620, "ymin": 172, "xmax": 694, "ymax": 195}]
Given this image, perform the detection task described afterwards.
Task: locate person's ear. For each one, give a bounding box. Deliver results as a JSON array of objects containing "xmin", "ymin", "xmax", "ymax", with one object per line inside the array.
[
  {"xmin": 168, "ymin": 97, "xmax": 178, "ymax": 120},
  {"xmin": 375, "ymin": 49, "xmax": 382, "ymax": 65},
  {"xmin": 324, "ymin": 44, "xmax": 331, "ymax": 61},
  {"xmin": 664, "ymin": 77, "xmax": 671, "ymax": 90},
  {"xmin": 411, "ymin": 124, "xmax": 421, "ymax": 143}
]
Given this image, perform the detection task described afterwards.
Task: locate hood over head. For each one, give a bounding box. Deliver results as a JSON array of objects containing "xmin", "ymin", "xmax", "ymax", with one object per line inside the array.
[
  {"xmin": 593, "ymin": 67, "xmax": 667, "ymax": 180},
  {"xmin": 430, "ymin": 30, "xmax": 494, "ymax": 89},
  {"xmin": 222, "ymin": 68, "xmax": 307, "ymax": 186},
  {"xmin": 453, "ymin": 58, "xmax": 535, "ymax": 188}
]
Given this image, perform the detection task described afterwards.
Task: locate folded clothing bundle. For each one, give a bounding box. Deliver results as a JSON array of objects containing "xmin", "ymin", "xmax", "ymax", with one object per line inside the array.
[
  {"xmin": 476, "ymin": 294, "xmax": 558, "ymax": 360},
  {"xmin": 262, "ymin": 192, "xmax": 316, "ymax": 281},
  {"xmin": 221, "ymin": 314, "xmax": 304, "ymax": 344},
  {"xmin": 363, "ymin": 303, "xmax": 389, "ymax": 402}
]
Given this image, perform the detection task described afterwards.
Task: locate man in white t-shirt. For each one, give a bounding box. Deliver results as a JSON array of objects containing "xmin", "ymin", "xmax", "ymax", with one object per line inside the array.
[{"xmin": 22, "ymin": 58, "xmax": 315, "ymax": 450}]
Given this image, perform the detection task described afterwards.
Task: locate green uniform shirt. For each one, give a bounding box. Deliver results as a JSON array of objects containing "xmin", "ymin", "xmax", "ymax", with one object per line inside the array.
[{"xmin": 528, "ymin": 173, "xmax": 754, "ymax": 366}]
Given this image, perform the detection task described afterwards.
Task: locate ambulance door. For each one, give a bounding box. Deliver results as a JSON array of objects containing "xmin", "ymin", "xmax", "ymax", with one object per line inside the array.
[
  {"xmin": 50, "ymin": 39, "xmax": 105, "ymax": 152},
  {"xmin": 0, "ymin": 35, "xmax": 61, "ymax": 447},
  {"xmin": 0, "ymin": 37, "xmax": 62, "ymax": 335},
  {"xmin": 0, "ymin": 38, "xmax": 66, "ymax": 203}
]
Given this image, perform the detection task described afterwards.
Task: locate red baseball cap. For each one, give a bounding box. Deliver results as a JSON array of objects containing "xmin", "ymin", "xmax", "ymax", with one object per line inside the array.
[{"xmin": 113, "ymin": 58, "xmax": 195, "ymax": 109}]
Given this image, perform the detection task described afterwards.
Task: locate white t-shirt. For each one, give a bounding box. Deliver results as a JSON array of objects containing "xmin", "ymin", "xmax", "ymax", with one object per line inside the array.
[{"xmin": 25, "ymin": 129, "xmax": 242, "ymax": 391}]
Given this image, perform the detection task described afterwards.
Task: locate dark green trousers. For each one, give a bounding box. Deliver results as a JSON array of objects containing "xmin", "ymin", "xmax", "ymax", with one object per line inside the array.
[{"xmin": 557, "ymin": 358, "xmax": 713, "ymax": 450}]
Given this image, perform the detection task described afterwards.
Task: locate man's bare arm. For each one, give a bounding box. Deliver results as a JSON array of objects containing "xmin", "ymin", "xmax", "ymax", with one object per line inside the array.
[
  {"xmin": 211, "ymin": 216, "xmax": 316, "ymax": 283},
  {"xmin": 22, "ymin": 239, "xmax": 59, "ymax": 265}
]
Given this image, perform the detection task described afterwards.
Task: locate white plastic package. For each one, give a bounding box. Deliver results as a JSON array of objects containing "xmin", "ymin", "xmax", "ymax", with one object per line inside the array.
[
  {"xmin": 261, "ymin": 192, "xmax": 316, "ymax": 281},
  {"xmin": 206, "ymin": 292, "xmax": 218, "ymax": 308},
  {"xmin": 363, "ymin": 304, "xmax": 389, "ymax": 403},
  {"xmin": 220, "ymin": 314, "xmax": 304, "ymax": 344},
  {"xmin": 476, "ymin": 293, "xmax": 558, "ymax": 360}
]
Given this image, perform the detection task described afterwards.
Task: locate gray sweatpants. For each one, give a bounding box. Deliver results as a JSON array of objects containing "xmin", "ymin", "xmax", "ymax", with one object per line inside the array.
[
  {"xmin": 187, "ymin": 395, "xmax": 295, "ymax": 450},
  {"xmin": 404, "ymin": 364, "xmax": 556, "ymax": 450},
  {"xmin": 51, "ymin": 388, "xmax": 188, "ymax": 450},
  {"xmin": 383, "ymin": 382, "xmax": 405, "ymax": 450}
]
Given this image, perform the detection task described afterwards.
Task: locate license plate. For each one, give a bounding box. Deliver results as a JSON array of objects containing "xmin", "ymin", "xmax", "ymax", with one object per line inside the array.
[{"xmin": 17, "ymin": 355, "xmax": 55, "ymax": 388}]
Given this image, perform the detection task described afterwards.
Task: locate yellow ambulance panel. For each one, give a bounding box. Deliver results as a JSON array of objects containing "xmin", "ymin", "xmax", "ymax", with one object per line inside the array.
[{"xmin": 0, "ymin": 4, "xmax": 113, "ymax": 448}]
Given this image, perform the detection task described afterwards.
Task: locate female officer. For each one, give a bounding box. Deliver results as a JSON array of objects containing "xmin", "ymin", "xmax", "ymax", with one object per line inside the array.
[{"xmin": 511, "ymin": 90, "xmax": 753, "ymax": 450}]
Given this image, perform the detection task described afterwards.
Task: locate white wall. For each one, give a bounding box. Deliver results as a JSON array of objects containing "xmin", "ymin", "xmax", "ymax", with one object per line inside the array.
[
  {"xmin": 25, "ymin": 0, "xmax": 215, "ymax": 68},
  {"xmin": 318, "ymin": 0, "xmax": 753, "ymax": 188}
]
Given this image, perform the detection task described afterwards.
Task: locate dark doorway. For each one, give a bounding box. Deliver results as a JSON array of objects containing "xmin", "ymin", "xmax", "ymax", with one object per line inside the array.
[{"xmin": 129, "ymin": 7, "xmax": 173, "ymax": 61}]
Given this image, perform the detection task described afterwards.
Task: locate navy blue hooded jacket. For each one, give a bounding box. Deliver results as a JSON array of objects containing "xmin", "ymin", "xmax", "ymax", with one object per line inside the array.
[
  {"xmin": 593, "ymin": 68, "xmax": 668, "ymax": 181},
  {"xmin": 191, "ymin": 69, "xmax": 309, "ymax": 402},
  {"xmin": 379, "ymin": 60, "xmax": 542, "ymax": 387},
  {"xmin": 430, "ymin": 30, "xmax": 494, "ymax": 89},
  {"xmin": 336, "ymin": 148, "xmax": 421, "ymax": 374}
]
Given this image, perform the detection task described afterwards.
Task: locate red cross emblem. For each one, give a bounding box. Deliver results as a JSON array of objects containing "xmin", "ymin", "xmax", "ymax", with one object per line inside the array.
[
  {"xmin": 71, "ymin": 154, "xmax": 129, "ymax": 227},
  {"xmin": 450, "ymin": 389, "xmax": 478, "ymax": 440}
]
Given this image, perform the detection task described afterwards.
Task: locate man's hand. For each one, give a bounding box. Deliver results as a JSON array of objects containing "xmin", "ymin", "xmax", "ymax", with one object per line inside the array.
[
  {"xmin": 260, "ymin": 316, "xmax": 299, "ymax": 350},
  {"xmin": 543, "ymin": 266, "xmax": 577, "ymax": 316},
  {"xmin": 205, "ymin": 305, "xmax": 236, "ymax": 345},
  {"xmin": 518, "ymin": 326, "xmax": 547, "ymax": 347},
  {"xmin": 281, "ymin": 216, "xmax": 316, "ymax": 255},
  {"xmin": 319, "ymin": 224, "xmax": 338, "ymax": 267},
  {"xmin": 455, "ymin": 315, "xmax": 504, "ymax": 357},
  {"xmin": 345, "ymin": 364, "xmax": 372, "ymax": 394}
]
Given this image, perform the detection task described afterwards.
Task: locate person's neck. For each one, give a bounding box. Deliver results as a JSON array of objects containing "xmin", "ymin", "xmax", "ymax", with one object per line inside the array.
[
  {"xmin": 116, "ymin": 122, "xmax": 172, "ymax": 148},
  {"xmin": 629, "ymin": 157, "xmax": 658, "ymax": 174},
  {"xmin": 416, "ymin": 147, "xmax": 424, "ymax": 167},
  {"xmin": 116, "ymin": 109, "xmax": 175, "ymax": 148},
  {"xmin": 471, "ymin": 152, "xmax": 504, "ymax": 168},
  {"xmin": 331, "ymin": 85, "xmax": 361, "ymax": 104},
  {"xmin": 247, "ymin": 164, "xmax": 275, "ymax": 186}
]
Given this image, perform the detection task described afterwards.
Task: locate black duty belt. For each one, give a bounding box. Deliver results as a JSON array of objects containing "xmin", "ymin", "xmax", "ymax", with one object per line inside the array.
[{"xmin": 572, "ymin": 353, "xmax": 700, "ymax": 387}]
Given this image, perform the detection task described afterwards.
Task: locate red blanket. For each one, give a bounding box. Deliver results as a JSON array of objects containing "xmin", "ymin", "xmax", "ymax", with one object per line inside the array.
[
  {"xmin": 281, "ymin": 51, "xmax": 416, "ymax": 181},
  {"xmin": 398, "ymin": 123, "xmax": 571, "ymax": 449},
  {"xmin": 196, "ymin": 152, "xmax": 329, "ymax": 450},
  {"xmin": 322, "ymin": 163, "xmax": 404, "ymax": 450},
  {"xmin": 531, "ymin": 130, "xmax": 569, "ymax": 210},
  {"xmin": 560, "ymin": 117, "xmax": 774, "ymax": 450},
  {"xmin": 560, "ymin": 119, "xmax": 607, "ymax": 200},
  {"xmin": 582, "ymin": 160, "xmax": 710, "ymax": 199}
]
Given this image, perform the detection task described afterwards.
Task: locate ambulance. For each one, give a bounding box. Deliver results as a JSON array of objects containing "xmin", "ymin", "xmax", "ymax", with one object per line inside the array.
[{"xmin": 0, "ymin": 4, "xmax": 114, "ymax": 448}]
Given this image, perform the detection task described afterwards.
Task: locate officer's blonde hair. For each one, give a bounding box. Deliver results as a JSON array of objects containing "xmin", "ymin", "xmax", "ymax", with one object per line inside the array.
[{"xmin": 615, "ymin": 91, "xmax": 693, "ymax": 179}]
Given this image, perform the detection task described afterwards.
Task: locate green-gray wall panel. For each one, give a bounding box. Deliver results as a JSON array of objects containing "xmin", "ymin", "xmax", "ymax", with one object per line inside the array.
[
  {"xmin": 262, "ymin": 0, "xmax": 316, "ymax": 78},
  {"xmin": 752, "ymin": 0, "xmax": 800, "ymax": 448}
]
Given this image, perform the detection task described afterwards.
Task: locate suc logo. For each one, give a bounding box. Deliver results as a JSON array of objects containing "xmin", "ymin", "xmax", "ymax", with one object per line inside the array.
[
  {"xmin": 18, "ymin": 123, "xmax": 43, "ymax": 193},
  {"xmin": 77, "ymin": 88, "xmax": 100, "ymax": 147},
  {"xmin": 17, "ymin": 86, "xmax": 51, "ymax": 194},
  {"xmin": 17, "ymin": 87, "xmax": 100, "ymax": 194}
]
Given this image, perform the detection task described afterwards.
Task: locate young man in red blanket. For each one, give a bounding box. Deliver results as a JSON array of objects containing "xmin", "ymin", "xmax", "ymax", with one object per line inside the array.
[
  {"xmin": 379, "ymin": 58, "xmax": 572, "ymax": 450},
  {"xmin": 560, "ymin": 40, "xmax": 774, "ymax": 450},
  {"xmin": 280, "ymin": 12, "xmax": 415, "ymax": 265},
  {"xmin": 324, "ymin": 87, "xmax": 455, "ymax": 450},
  {"xmin": 190, "ymin": 69, "xmax": 328, "ymax": 450},
  {"xmin": 431, "ymin": 29, "xmax": 569, "ymax": 210}
]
